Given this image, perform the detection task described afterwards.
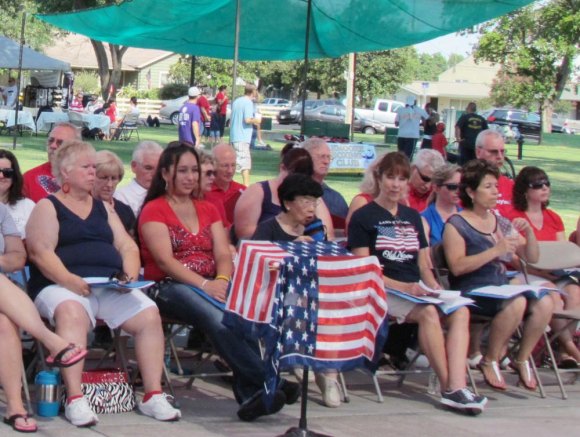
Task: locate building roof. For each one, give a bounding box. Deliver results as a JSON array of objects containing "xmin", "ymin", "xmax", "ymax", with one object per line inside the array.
[{"xmin": 43, "ymin": 34, "xmax": 177, "ymax": 71}]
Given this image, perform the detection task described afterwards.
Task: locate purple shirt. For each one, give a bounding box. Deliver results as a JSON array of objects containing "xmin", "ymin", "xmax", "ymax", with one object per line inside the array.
[{"xmin": 177, "ymin": 101, "xmax": 202, "ymax": 145}]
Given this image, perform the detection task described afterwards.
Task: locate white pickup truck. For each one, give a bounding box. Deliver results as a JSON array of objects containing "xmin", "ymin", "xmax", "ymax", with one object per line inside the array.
[{"xmin": 356, "ymin": 99, "xmax": 406, "ymax": 127}]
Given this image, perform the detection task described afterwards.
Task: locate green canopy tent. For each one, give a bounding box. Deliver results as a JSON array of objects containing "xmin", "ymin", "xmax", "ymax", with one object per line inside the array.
[{"xmin": 36, "ymin": 0, "xmax": 534, "ymax": 61}]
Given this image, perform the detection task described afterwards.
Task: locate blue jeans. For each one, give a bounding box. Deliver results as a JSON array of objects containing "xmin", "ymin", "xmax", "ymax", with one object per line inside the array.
[{"xmin": 155, "ymin": 281, "xmax": 266, "ymax": 403}]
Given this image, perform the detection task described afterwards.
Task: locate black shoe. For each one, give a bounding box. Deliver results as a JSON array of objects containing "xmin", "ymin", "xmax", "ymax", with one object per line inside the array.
[
  {"xmin": 237, "ymin": 389, "xmax": 286, "ymax": 422},
  {"xmin": 279, "ymin": 379, "xmax": 301, "ymax": 405}
]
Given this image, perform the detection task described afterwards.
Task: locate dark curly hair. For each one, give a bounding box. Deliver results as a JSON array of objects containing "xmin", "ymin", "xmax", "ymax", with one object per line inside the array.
[
  {"xmin": 142, "ymin": 145, "xmax": 201, "ymax": 208},
  {"xmin": 459, "ymin": 159, "xmax": 500, "ymax": 209},
  {"xmin": 0, "ymin": 150, "xmax": 24, "ymax": 205},
  {"xmin": 278, "ymin": 173, "xmax": 323, "ymax": 213},
  {"xmin": 513, "ymin": 166, "xmax": 549, "ymax": 211}
]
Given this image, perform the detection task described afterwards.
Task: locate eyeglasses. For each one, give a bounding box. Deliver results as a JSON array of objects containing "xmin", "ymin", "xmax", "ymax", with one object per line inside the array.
[
  {"xmin": 529, "ymin": 180, "xmax": 551, "ymax": 189},
  {"xmin": 293, "ymin": 197, "xmax": 320, "ymax": 208},
  {"xmin": 204, "ymin": 170, "xmax": 216, "ymax": 177},
  {"xmin": 483, "ymin": 148, "xmax": 505, "ymax": 156},
  {"xmin": 416, "ymin": 168, "xmax": 432, "ymax": 183},
  {"xmin": 97, "ymin": 175, "xmax": 121, "ymax": 183},
  {"xmin": 440, "ymin": 183, "xmax": 459, "ymax": 191},
  {"xmin": 0, "ymin": 168, "xmax": 15, "ymax": 178},
  {"xmin": 47, "ymin": 137, "xmax": 64, "ymax": 147}
]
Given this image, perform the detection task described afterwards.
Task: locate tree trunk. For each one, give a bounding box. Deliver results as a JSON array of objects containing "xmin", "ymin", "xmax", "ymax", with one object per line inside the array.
[
  {"xmin": 542, "ymin": 100, "xmax": 554, "ymax": 138},
  {"xmin": 91, "ymin": 40, "xmax": 111, "ymax": 99},
  {"xmin": 109, "ymin": 44, "xmax": 129, "ymax": 98}
]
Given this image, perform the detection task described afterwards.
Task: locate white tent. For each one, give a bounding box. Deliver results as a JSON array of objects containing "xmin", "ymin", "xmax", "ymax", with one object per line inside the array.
[{"xmin": 0, "ymin": 35, "xmax": 70, "ymax": 71}]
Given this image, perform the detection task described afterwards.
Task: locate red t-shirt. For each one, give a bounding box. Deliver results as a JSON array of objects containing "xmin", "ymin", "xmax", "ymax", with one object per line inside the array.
[
  {"xmin": 431, "ymin": 132, "xmax": 448, "ymax": 158},
  {"xmin": 495, "ymin": 175, "xmax": 514, "ymax": 218},
  {"xmin": 205, "ymin": 180, "xmax": 246, "ymax": 225},
  {"xmin": 105, "ymin": 103, "xmax": 117, "ymax": 124},
  {"xmin": 197, "ymin": 95, "xmax": 211, "ymax": 122},
  {"xmin": 22, "ymin": 162, "xmax": 59, "ymax": 203},
  {"xmin": 216, "ymin": 92, "xmax": 228, "ymax": 115},
  {"xmin": 507, "ymin": 208, "xmax": 564, "ymax": 241},
  {"xmin": 407, "ymin": 186, "xmax": 431, "ymax": 213},
  {"xmin": 138, "ymin": 197, "xmax": 222, "ymax": 281}
]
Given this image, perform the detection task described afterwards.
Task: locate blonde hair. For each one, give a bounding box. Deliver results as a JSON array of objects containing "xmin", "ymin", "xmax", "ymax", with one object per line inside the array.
[
  {"xmin": 52, "ymin": 140, "xmax": 96, "ymax": 185},
  {"xmin": 96, "ymin": 150, "xmax": 125, "ymax": 179}
]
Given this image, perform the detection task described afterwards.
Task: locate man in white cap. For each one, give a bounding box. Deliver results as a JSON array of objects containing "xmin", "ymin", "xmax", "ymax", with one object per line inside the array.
[
  {"xmin": 395, "ymin": 96, "xmax": 429, "ymax": 160},
  {"xmin": 177, "ymin": 86, "xmax": 202, "ymax": 147}
]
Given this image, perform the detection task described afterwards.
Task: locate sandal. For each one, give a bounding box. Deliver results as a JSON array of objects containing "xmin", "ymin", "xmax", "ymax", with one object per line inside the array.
[
  {"xmin": 46, "ymin": 343, "xmax": 88, "ymax": 368},
  {"xmin": 510, "ymin": 359, "xmax": 537, "ymax": 391},
  {"xmin": 477, "ymin": 359, "xmax": 507, "ymax": 391},
  {"xmin": 3, "ymin": 414, "xmax": 37, "ymax": 433}
]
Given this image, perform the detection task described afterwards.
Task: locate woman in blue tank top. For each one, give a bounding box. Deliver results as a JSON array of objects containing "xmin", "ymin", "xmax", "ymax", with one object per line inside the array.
[{"xmin": 26, "ymin": 140, "xmax": 180, "ymax": 427}]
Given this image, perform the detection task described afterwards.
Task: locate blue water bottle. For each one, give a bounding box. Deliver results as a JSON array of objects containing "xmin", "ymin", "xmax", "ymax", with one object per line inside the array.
[{"xmin": 35, "ymin": 370, "xmax": 61, "ymax": 417}]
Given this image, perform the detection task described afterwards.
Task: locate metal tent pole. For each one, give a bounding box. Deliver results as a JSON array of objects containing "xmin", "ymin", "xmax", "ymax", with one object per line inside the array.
[
  {"xmin": 299, "ymin": 0, "xmax": 313, "ymax": 136},
  {"xmin": 12, "ymin": 9, "xmax": 26, "ymax": 150}
]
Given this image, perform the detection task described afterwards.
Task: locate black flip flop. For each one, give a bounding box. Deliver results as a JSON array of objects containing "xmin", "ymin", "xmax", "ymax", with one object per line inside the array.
[
  {"xmin": 3, "ymin": 414, "xmax": 38, "ymax": 433},
  {"xmin": 45, "ymin": 343, "xmax": 88, "ymax": 368}
]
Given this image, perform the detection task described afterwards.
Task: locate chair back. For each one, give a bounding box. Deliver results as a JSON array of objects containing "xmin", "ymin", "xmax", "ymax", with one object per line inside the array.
[
  {"xmin": 528, "ymin": 241, "xmax": 580, "ymax": 270},
  {"xmin": 430, "ymin": 243, "xmax": 450, "ymax": 289},
  {"xmin": 122, "ymin": 112, "xmax": 139, "ymax": 126}
]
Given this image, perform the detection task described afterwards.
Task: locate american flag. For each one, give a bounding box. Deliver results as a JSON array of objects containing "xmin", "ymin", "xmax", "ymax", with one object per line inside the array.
[
  {"xmin": 224, "ymin": 241, "xmax": 388, "ymax": 397},
  {"xmin": 376, "ymin": 224, "xmax": 419, "ymax": 252}
]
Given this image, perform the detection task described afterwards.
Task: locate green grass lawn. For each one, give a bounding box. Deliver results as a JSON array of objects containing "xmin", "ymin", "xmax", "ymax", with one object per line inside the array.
[{"xmin": 3, "ymin": 126, "xmax": 579, "ymax": 233}]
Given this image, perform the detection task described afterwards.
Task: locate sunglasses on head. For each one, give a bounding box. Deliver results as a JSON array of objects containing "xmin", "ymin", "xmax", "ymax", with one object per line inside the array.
[
  {"xmin": 0, "ymin": 168, "xmax": 15, "ymax": 178},
  {"xmin": 204, "ymin": 170, "xmax": 216, "ymax": 177},
  {"xmin": 529, "ymin": 179, "xmax": 550, "ymax": 190},
  {"xmin": 416, "ymin": 169, "xmax": 432, "ymax": 183},
  {"xmin": 440, "ymin": 183, "xmax": 459, "ymax": 191}
]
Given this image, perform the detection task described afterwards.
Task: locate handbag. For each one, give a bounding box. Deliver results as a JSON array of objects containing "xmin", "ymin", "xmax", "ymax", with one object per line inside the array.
[{"xmin": 78, "ymin": 369, "xmax": 135, "ymax": 414}]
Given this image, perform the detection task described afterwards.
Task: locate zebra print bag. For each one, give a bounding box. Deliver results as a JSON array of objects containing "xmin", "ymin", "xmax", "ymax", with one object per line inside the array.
[{"xmin": 80, "ymin": 369, "xmax": 135, "ymax": 414}]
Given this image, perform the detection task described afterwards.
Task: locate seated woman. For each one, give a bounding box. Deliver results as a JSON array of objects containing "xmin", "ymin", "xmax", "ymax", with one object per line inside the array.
[
  {"xmin": 93, "ymin": 150, "xmax": 135, "ymax": 234},
  {"xmin": 26, "ymin": 140, "xmax": 180, "ymax": 428},
  {"xmin": 443, "ymin": 160, "xmax": 554, "ymax": 391},
  {"xmin": 138, "ymin": 145, "xmax": 297, "ymax": 422},
  {"xmin": 0, "ymin": 203, "xmax": 87, "ymax": 434},
  {"xmin": 421, "ymin": 163, "xmax": 462, "ymax": 245},
  {"xmin": 234, "ymin": 144, "xmax": 334, "ymax": 241},
  {"xmin": 198, "ymin": 151, "xmax": 228, "ymax": 226},
  {"xmin": 344, "ymin": 153, "xmax": 383, "ymax": 232},
  {"xmin": 0, "ymin": 150, "xmax": 35, "ymax": 238},
  {"xmin": 348, "ymin": 152, "xmax": 486, "ymax": 413},
  {"xmin": 509, "ymin": 166, "xmax": 580, "ymax": 367},
  {"xmin": 251, "ymin": 173, "xmax": 341, "ymax": 408}
]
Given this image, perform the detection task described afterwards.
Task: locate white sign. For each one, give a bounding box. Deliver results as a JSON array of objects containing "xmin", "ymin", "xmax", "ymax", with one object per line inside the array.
[{"xmin": 328, "ymin": 142, "xmax": 377, "ymax": 174}]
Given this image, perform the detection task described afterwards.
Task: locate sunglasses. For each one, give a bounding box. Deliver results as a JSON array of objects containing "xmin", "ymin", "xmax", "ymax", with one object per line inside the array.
[
  {"xmin": 204, "ymin": 170, "xmax": 216, "ymax": 177},
  {"xmin": 529, "ymin": 180, "xmax": 550, "ymax": 190},
  {"xmin": 47, "ymin": 137, "xmax": 64, "ymax": 147},
  {"xmin": 0, "ymin": 168, "xmax": 15, "ymax": 178},
  {"xmin": 440, "ymin": 183, "xmax": 459, "ymax": 191},
  {"xmin": 416, "ymin": 169, "xmax": 432, "ymax": 183}
]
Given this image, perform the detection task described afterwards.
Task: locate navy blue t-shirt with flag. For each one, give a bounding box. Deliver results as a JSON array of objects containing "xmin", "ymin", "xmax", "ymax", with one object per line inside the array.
[{"xmin": 348, "ymin": 201, "xmax": 428, "ymax": 283}]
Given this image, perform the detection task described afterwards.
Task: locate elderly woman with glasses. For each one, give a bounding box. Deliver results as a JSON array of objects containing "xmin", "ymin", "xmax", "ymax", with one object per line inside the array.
[
  {"xmin": 421, "ymin": 163, "xmax": 462, "ymax": 245},
  {"xmin": 443, "ymin": 160, "xmax": 554, "ymax": 392},
  {"xmin": 508, "ymin": 166, "xmax": 580, "ymax": 367},
  {"xmin": 404, "ymin": 149, "xmax": 445, "ymax": 213}
]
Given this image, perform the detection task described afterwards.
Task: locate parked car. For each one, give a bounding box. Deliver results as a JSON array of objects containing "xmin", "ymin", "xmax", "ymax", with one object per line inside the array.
[
  {"xmin": 301, "ymin": 104, "xmax": 387, "ymax": 134},
  {"xmin": 277, "ymin": 99, "xmax": 343, "ymax": 124},
  {"xmin": 539, "ymin": 113, "xmax": 574, "ymax": 134},
  {"xmin": 483, "ymin": 108, "xmax": 541, "ymax": 138},
  {"xmin": 159, "ymin": 95, "xmax": 231, "ymax": 125},
  {"xmin": 356, "ymin": 99, "xmax": 405, "ymax": 126},
  {"xmin": 262, "ymin": 98, "xmax": 291, "ymax": 107}
]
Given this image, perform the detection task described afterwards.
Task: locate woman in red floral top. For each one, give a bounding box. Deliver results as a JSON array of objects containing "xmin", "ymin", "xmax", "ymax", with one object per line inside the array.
[{"xmin": 138, "ymin": 144, "xmax": 295, "ymax": 422}]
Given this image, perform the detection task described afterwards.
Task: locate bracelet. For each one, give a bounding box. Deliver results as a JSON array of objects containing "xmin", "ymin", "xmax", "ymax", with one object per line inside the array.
[
  {"xmin": 215, "ymin": 274, "xmax": 231, "ymax": 283},
  {"xmin": 201, "ymin": 279, "xmax": 209, "ymax": 290}
]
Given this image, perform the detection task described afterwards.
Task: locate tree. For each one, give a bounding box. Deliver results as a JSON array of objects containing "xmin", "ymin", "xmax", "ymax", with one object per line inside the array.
[
  {"xmin": 414, "ymin": 53, "xmax": 448, "ymax": 81},
  {"xmin": 489, "ymin": 69, "xmax": 537, "ymax": 109},
  {"xmin": 0, "ymin": 1, "xmax": 55, "ymax": 50},
  {"xmin": 475, "ymin": 0, "xmax": 580, "ymax": 138}
]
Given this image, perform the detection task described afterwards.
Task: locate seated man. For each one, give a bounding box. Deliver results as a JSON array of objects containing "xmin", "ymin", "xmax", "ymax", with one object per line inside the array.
[
  {"xmin": 114, "ymin": 141, "xmax": 163, "ymax": 217},
  {"xmin": 23, "ymin": 122, "xmax": 81, "ymax": 202},
  {"xmin": 404, "ymin": 149, "xmax": 445, "ymax": 213},
  {"xmin": 205, "ymin": 143, "xmax": 246, "ymax": 225}
]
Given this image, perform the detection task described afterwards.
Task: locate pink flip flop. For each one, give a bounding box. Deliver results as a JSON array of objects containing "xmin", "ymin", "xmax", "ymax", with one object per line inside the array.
[
  {"xmin": 46, "ymin": 343, "xmax": 88, "ymax": 368},
  {"xmin": 4, "ymin": 414, "xmax": 38, "ymax": 433}
]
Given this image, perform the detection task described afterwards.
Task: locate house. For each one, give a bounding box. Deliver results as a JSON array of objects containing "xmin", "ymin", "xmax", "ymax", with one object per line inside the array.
[
  {"xmin": 43, "ymin": 34, "xmax": 181, "ymax": 90},
  {"xmin": 395, "ymin": 55, "xmax": 499, "ymax": 112}
]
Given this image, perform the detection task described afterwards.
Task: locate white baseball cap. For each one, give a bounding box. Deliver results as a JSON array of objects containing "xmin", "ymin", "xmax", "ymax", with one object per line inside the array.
[{"xmin": 188, "ymin": 86, "xmax": 201, "ymax": 97}]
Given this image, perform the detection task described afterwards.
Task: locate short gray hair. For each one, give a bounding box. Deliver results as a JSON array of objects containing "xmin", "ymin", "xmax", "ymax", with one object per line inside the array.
[
  {"xmin": 198, "ymin": 151, "xmax": 214, "ymax": 166},
  {"xmin": 412, "ymin": 148, "xmax": 445, "ymax": 171},
  {"xmin": 51, "ymin": 122, "xmax": 81, "ymax": 140},
  {"xmin": 475, "ymin": 129, "xmax": 503, "ymax": 149},
  {"xmin": 96, "ymin": 150, "xmax": 125, "ymax": 179},
  {"xmin": 132, "ymin": 141, "xmax": 163, "ymax": 163},
  {"xmin": 52, "ymin": 140, "xmax": 95, "ymax": 185},
  {"xmin": 301, "ymin": 137, "xmax": 328, "ymax": 153}
]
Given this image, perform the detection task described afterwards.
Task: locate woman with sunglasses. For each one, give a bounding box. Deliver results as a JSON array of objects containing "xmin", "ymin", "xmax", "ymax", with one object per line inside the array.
[
  {"xmin": 509, "ymin": 166, "xmax": 580, "ymax": 367},
  {"xmin": 403, "ymin": 149, "xmax": 445, "ymax": 213},
  {"xmin": 421, "ymin": 163, "xmax": 462, "ymax": 245},
  {"xmin": 198, "ymin": 151, "xmax": 228, "ymax": 226},
  {"xmin": 0, "ymin": 150, "xmax": 35, "ymax": 239}
]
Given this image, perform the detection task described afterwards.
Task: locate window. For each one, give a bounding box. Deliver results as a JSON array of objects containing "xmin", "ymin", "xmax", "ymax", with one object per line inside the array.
[
  {"xmin": 378, "ymin": 102, "xmax": 388, "ymax": 112},
  {"xmin": 158, "ymin": 71, "xmax": 170, "ymax": 87}
]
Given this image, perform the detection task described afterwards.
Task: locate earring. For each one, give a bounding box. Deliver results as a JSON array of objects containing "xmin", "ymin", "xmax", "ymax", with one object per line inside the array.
[{"xmin": 62, "ymin": 181, "xmax": 70, "ymax": 194}]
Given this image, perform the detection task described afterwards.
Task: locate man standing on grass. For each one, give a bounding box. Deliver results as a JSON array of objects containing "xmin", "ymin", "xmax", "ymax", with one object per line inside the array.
[
  {"xmin": 177, "ymin": 86, "xmax": 202, "ymax": 148},
  {"xmin": 23, "ymin": 122, "xmax": 81, "ymax": 202},
  {"xmin": 229, "ymin": 84, "xmax": 261, "ymax": 186}
]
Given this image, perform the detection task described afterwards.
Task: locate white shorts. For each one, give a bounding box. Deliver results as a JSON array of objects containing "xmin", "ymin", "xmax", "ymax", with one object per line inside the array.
[
  {"xmin": 388, "ymin": 293, "xmax": 417, "ymax": 324},
  {"xmin": 232, "ymin": 142, "xmax": 251, "ymax": 172},
  {"xmin": 34, "ymin": 277, "xmax": 156, "ymax": 329}
]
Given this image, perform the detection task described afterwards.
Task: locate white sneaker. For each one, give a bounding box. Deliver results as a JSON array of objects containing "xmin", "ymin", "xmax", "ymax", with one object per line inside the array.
[
  {"xmin": 138, "ymin": 393, "xmax": 181, "ymax": 421},
  {"xmin": 65, "ymin": 396, "xmax": 99, "ymax": 427},
  {"xmin": 315, "ymin": 373, "xmax": 342, "ymax": 408}
]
